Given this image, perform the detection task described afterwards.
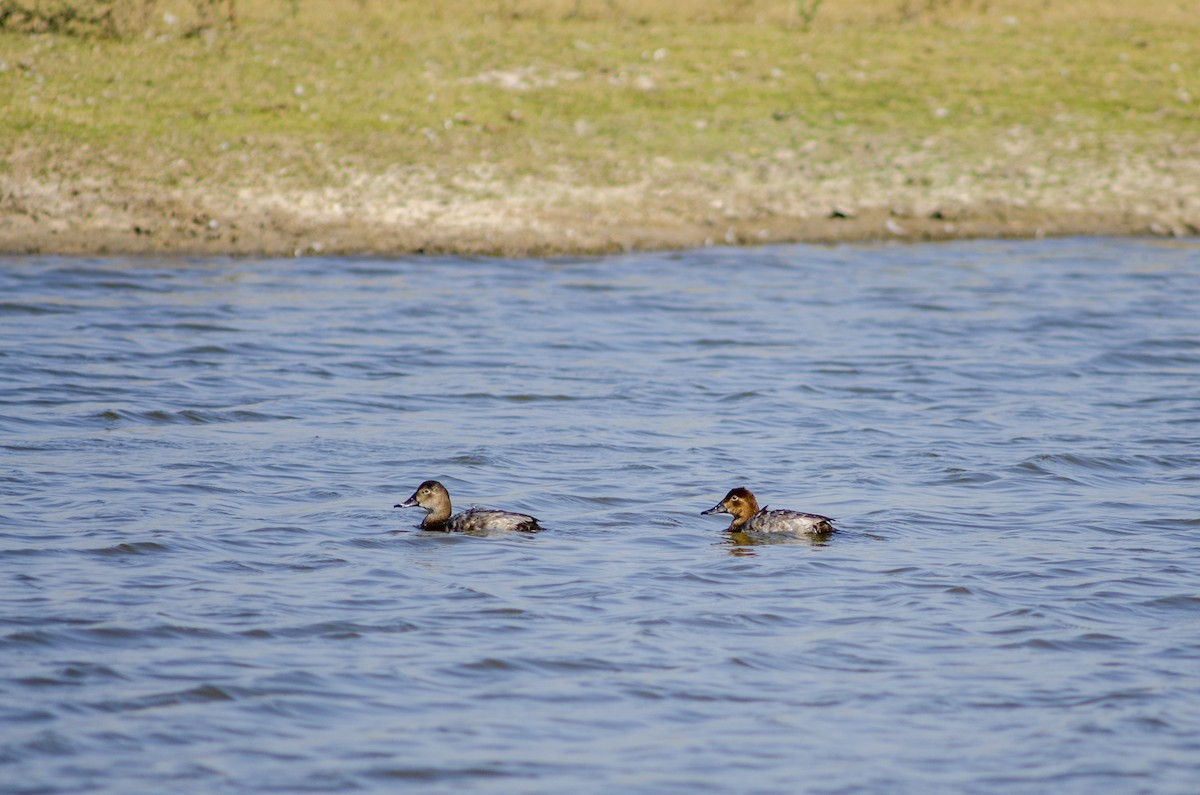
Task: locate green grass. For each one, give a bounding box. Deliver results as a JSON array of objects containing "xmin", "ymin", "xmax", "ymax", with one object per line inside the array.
[{"xmin": 2, "ymin": 0, "xmax": 1198, "ymax": 211}]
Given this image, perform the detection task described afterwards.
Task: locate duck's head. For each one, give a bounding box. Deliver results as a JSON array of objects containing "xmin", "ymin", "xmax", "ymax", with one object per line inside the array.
[
  {"xmin": 701, "ymin": 487, "xmax": 761, "ymax": 523},
  {"xmin": 395, "ymin": 480, "xmax": 452, "ymax": 521}
]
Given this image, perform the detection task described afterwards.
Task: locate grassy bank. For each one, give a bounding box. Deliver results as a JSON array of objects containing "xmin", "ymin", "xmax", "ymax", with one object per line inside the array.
[{"xmin": 2, "ymin": 0, "xmax": 1198, "ymax": 255}]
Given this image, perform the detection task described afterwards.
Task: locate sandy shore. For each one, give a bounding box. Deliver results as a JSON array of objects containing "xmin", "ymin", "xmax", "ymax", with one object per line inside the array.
[{"xmin": 3, "ymin": 141, "xmax": 1198, "ymax": 258}]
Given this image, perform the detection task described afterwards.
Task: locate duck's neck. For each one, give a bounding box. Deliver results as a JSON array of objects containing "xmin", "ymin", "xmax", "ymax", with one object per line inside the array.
[{"xmin": 421, "ymin": 502, "xmax": 452, "ymax": 527}]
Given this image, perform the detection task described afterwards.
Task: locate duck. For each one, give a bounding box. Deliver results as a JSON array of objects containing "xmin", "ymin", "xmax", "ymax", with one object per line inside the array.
[
  {"xmin": 701, "ymin": 487, "xmax": 835, "ymax": 536},
  {"xmin": 394, "ymin": 480, "xmax": 542, "ymax": 533}
]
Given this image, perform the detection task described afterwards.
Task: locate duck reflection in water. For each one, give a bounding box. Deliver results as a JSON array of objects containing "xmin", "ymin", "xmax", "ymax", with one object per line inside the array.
[
  {"xmin": 702, "ymin": 487, "xmax": 836, "ymax": 541},
  {"xmin": 718, "ymin": 530, "xmax": 834, "ymax": 555},
  {"xmin": 395, "ymin": 480, "xmax": 542, "ymax": 534}
]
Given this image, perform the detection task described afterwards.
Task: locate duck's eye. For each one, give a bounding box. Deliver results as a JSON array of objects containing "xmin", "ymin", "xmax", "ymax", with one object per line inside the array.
[
  {"xmin": 421, "ymin": 488, "xmax": 430, "ymax": 495},
  {"xmin": 728, "ymin": 496, "xmax": 739, "ymax": 503}
]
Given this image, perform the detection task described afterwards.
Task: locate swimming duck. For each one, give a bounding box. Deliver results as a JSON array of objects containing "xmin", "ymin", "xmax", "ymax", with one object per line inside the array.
[
  {"xmin": 394, "ymin": 480, "xmax": 542, "ymax": 533},
  {"xmin": 701, "ymin": 487, "xmax": 835, "ymax": 536}
]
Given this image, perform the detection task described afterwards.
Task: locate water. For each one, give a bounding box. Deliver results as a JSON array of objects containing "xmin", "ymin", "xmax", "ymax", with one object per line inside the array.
[{"xmin": 2, "ymin": 239, "xmax": 1198, "ymax": 794}]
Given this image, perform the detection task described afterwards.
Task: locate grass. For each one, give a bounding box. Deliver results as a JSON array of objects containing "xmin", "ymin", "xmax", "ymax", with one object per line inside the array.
[{"xmin": 2, "ymin": 0, "xmax": 1198, "ymax": 253}]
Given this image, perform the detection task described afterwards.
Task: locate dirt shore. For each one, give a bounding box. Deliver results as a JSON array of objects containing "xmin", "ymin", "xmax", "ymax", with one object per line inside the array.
[{"xmin": 3, "ymin": 160, "xmax": 1197, "ymax": 258}]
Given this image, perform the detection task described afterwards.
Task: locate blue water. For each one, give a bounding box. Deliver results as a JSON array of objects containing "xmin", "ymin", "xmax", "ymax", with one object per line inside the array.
[{"xmin": 2, "ymin": 239, "xmax": 1199, "ymax": 793}]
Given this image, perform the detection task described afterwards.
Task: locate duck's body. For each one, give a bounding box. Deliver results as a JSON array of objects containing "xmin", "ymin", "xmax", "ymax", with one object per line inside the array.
[
  {"xmin": 395, "ymin": 480, "xmax": 541, "ymax": 533},
  {"xmin": 702, "ymin": 487, "xmax": 835, "ymax": 536},
  {"xmin": 431, "ymin": 506, "xmax": 542, "ymax": 534}
]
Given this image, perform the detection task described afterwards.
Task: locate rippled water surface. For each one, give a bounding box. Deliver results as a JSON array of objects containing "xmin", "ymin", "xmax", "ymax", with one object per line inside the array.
[{"xmin": 3, "ymin": 239, "xmax": 1199, "ymax": 794}]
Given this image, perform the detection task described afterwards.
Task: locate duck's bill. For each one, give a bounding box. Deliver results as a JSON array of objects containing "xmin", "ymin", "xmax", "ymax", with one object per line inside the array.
[
  {"xmin": 701, "ymin": 503, "xmax": 728, "ymax": 516},
  {"xmin": 394, "ymin": 497, "xmax": 419, "ymax": 509}
]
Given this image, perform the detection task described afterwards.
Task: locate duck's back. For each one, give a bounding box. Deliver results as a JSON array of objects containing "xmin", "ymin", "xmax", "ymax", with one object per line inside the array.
[
  {"xmin": 447, "ymin": 507, "xmax": 541, "ymax": 533},
  {"xmin": 743, "ymin": 509, "xmax": 834, "ymax": 536}
]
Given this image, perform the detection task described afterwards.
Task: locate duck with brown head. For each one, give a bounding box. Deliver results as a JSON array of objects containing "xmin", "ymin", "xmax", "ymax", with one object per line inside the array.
[
  {"xmin": 395, "ymin": 480, "xmax": 542, "ymax": 533},
  {"xmin": 702, "ymin": 486, "xmax": 835, "ymax": 536}
]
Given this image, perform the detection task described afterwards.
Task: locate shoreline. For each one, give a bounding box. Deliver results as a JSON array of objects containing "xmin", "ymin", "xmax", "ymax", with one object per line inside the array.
[
  {"xmin": 2, "ymin": 210, "xmax": 1195, "ymax": 260},
  {"xmin": 3, "ymin": 179, "xmax": 1197, "ymax": 259}
]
